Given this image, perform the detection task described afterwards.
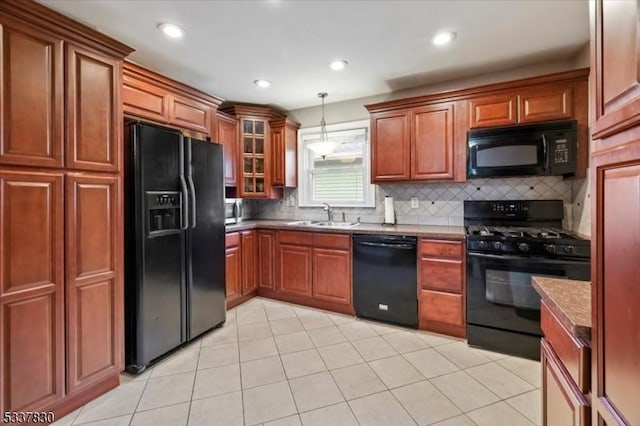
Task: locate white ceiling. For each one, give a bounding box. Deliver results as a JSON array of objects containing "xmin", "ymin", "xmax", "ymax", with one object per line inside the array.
[{"xmin": 40, "ymin": 0, "xmax": 589, "ymax": 111}]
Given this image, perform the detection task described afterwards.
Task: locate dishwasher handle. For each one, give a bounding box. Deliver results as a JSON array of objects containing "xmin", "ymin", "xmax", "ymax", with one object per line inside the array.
[{"xmin": 357, "ymin": 241, "xmax": 416, "ymax": 250}]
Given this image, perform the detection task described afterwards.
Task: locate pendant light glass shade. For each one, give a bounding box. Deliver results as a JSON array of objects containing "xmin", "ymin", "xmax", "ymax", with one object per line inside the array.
[{"xmin": 307, "ymin": 92, "xmax": 336, "ymax": 159}]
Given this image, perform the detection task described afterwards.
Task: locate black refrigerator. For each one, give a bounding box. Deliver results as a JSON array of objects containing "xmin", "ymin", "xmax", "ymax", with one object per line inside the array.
[{"xmin": 124, "ymin": 122, "xmax": 226, "ymax": 374}]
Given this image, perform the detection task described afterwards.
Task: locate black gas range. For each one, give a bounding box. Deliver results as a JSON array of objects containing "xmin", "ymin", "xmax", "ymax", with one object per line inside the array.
[{"xmin": 464, "ymin": 200, "xmax": 590, "ymax": 360}]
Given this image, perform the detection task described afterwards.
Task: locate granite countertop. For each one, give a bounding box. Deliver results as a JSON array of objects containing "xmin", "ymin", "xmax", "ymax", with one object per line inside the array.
[
  {"xmin": 532, "ymin": 276, "xmax": 591, "ymax": 341},
  {"xmin": 225, "ymin": 219, "xmax": 465, "ymax": 239}
]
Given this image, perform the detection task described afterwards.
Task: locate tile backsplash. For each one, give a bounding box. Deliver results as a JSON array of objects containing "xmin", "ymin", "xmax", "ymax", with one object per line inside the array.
[{"xmin": 247, "ymin": 175, "xmax": 589, "ymax": 233}]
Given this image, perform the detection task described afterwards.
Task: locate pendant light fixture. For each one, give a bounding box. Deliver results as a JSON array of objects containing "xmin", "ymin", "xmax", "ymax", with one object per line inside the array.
[{"xmin": 307, "ymin": 92, "xmax": 337, "ymax": 159}]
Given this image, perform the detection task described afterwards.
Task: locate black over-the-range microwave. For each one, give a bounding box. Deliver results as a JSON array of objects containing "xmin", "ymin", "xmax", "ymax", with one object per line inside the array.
[{"xmin": 467, "ymin": 119, "xmax": 577, "ymax": 178}]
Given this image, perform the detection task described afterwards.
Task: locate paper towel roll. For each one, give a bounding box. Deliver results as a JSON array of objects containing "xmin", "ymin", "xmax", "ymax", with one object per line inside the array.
[{"xmin": 384, "ymin": 196, "xmax": 395, "ymax": 224}]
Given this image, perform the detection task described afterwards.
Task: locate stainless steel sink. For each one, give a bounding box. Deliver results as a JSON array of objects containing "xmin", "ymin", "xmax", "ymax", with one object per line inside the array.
[
  {"xmin": 313, "ymin": 221, "xmax": 360, "ymax": 228},
  {"xmin": 286, "ymin": 220, "xmax": 321, "ymax": 226},
  {"xmin": 286, "ymin": 220, "xmax": 360, "ymax": 228}
]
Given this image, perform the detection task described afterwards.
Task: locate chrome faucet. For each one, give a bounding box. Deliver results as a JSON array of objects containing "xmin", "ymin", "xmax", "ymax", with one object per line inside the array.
[{"xmin": 322, "ymin": 203, "xmax": 332, "ymax": 221}]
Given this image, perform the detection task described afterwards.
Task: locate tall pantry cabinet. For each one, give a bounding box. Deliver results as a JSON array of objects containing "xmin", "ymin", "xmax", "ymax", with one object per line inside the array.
[
  {"xmin": 590, "ymin": 0, "xmax": 640, "ymax": 425},
  {"xmin": 0, "ymin": 0, "xmax": 133, "ymax": 419}
]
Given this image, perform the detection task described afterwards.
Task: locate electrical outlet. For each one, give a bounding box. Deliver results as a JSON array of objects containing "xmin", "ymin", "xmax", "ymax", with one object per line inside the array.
[{"xmin": 410, "ymin": 197, "xmax": 419, "ymax": 208}]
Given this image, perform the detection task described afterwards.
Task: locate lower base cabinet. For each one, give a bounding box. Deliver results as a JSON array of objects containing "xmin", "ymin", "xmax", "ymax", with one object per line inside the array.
[
  {"xmin": 266, "ymin": 230, "xmax": 352, "ymax": 314},
  {"xmin": 312, "ymin": 247, "xmax": 351, "ymax": 305},
  {"xmin": 225, "ymin": 231, "xmax": 257, "ymax": 309},
  {"xmin": 540, "ymin": 299, "xmax": 591, "ymax": 425},
  {"xmin": 541, "ymin": 339, "xmax": 591, "ymax": 426},
  {"xmin": 0, "ymin": 170, "xmax": 123, "ymax": 418},
  {"xmin": 418, "ymin": 239, "xmax": 466, "ymax": 337}
]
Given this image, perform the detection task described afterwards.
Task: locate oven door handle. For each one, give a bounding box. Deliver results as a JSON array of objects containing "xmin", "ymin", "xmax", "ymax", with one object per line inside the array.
[{"xmin": 468, "ymin": 251, "xmax": 588, "ymax": 265}]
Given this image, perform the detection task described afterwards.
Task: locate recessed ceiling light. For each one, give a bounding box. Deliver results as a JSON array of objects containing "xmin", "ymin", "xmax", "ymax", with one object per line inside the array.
[
  {"xmin": 254, "ymin": 79, "xmax": 271, "ymax": 88},
  {"xmin": 157, "ymin": 22, "xmax": 185, "ymax": 39},
  {"xmin": 330, "ymin": 60, "xmax": 348, "ymax": 71},
  {"xmin": 432, "ymin": 31, "xmax": 456, "ymax": 46}
]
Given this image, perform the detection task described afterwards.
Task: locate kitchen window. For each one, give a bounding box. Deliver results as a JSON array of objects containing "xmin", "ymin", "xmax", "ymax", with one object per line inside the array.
[{"xmin": 298, "ymin": 119, "xmax": 374, "ymax": 207}]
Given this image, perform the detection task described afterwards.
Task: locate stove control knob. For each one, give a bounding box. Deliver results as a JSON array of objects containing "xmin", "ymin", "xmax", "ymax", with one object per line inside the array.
[
  {"xmin": 493, "ymin": 241, "xmax": 502, "ymax": 250},
  {"xmin": 545, "ymin": 244, "xmax": 557, "ymax": 254},
  {"xmin": 478, "ymin": 241, "xmax": 487, "ymax": 249},
  {"xmin": 518, "ymin": 243, "xmax": 530, "ymax": 253},
  {"xmin": 564, "ymin": 245, "xmax": 575, "ymax": 254}
]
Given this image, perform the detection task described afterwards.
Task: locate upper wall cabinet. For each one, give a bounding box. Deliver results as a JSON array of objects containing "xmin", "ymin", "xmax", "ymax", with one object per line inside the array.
[
  {"xmin": 366, "ymin": 69, "xmax": 589, "ymax": 182},
  {"xmin": 469, "ymin": 84, "xmax": 573, "ymax": 129},
  {"xmin": 270, "ymin": 117, "xmax": 300, "ymax": 188},
  {"xmin": 468, "ymin": 94, "xmax": 517, "ymax": 128},
  {"xmin": 369, "ymin": 101, "xmax": 465, "ymax": 183},
  {"xmin": 591, "ymin": 0, "xmax": 640, "ymax": 140},
  {"xmin": 122, "ymin": 62, "xmax": 223, "ymax": 138},
  {"xmin": 0, "ymin": 23, "xmax": 64, "ymax": 168},
  {"xmin": 217, "ymin": 111, "xmax": 239, "ymax": 187},
  {"xmin": 370, "ymin": 109, "xmax": 411, "ymax": 181},
  {"xmin": 220, "ymin": 104, "xmax": 298, "ymax": 199},
  {"xmin": 66, "ymin": 44, "xmax": 121, "ymax": 172}
]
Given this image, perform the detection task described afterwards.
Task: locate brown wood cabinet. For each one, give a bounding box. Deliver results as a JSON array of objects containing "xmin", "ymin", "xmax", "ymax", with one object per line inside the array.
[
  {"xmin": 225, "ymin": 231, "xmax": 258, "ymax": 309},
  {"xmin": 518, "ymin": 85, "xmax": 572, "ymax": 124},
  {"xmin": 277, "ymin": 232, "xmax": 313, "ymax": 298},
  {"xmin": 221, "ymin": 105, "xmax": 296, "ymax": 199},
  {"xmin": 312, "ymin": 233, "xmax": 351, "ymax": 306},
  {"xmin": 469, "ymin": 85, "xmax": 573, "ymax": 129},
  {"xmin": 418, "ymin": 239, "xmax": 465, "ymax": 338},
  {"xmin": 266, "ymin": 230, "xmax": 352, "ymax": 314},
  {"xmin": 66, "ymin": 44, "xmax": 121, "ymax": 173},
  {"xmin": 0, "ymin": 169, "xmax": 65, "ymax": 412},
  {"xmin": 590, "ymin": 1, "xmax": 640, "ymax": 425},
  {"xmin": 370, "ymin": 110, "xmax": 411, "ymax": 181},
  {"xmin": 241, "ymin": 230, "xmax": 257, "ymax": 294},
  {"xmin": 269, "ymin": 117, "xmax": 300, "ymax": 187},
  {"xmin": 0, "ymin": 0, "xmax": 132, "ymax": 418},
  {"xmin": 65, "ymin": 173, "xmax": 123, "ymax": 394},
  {"xmin": 122, "ymin": 62, "xmax": 223, "ymax": 138},
  {"xmin": 225, "ymin": 233, "xmax": 242, "ymax": 306},
  {"xmin": 411, "ymin": 103, "xmax": 455, "ymax": 180},
  {"xmin": 591, "ymin": 0, "xmax": 640, "ymax": 140},
  {"xmin": 0, "ymin": 23, "xmax": 64, "ymax": 168},
  {"xmin": 541, "ymin": 339, "xmax": 590, "ymax": 426},
  {"xmin": 468, "ymin": 94, "xmax": 517, "ymax": 128},
  {"xmin": 217, "ymin": 112, "xmax": 239, "ymax": 186},
  {"xmin": 540, "ymin": 300, "xmax": 591, "ymax": 426},
  {"xmin": 366, "ymin": 69, "xmax": 589, "ymax": 181},
  {"xmin": 257, "ymin": 230, "xmax": 275, "ymax": 291},
  {"xmin": 370, "ymin": 102, "xmax": 461, "ymax": 183}
]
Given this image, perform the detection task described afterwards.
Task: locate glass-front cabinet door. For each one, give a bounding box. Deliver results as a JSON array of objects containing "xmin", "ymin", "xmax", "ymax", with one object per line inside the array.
[{"xmin": 240, "ymin": 118, "xmax": 267, "ymax": 197}]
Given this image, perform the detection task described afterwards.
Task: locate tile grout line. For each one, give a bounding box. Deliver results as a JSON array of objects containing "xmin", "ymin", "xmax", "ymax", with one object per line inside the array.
[{"xmin": 235, "ymin": 309, "xmax": 247, "ymax": 426}]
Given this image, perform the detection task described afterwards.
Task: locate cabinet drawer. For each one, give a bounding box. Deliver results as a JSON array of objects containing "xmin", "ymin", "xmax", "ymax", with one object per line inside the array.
[
  {"xmin": 226, "ymin": 232, "xmax": 240, "ymax": 248},
  {"xmin": 420, "ymin": 239, "xmax": 463, "ymax": 259},
  {"xmin": 419, "ymin": 290, "xmax": 464, "ymax": 327},
  {"xmin": 541, "ymin": 301, "xmax": 590, "ymax": 393},
  {"xmin": 312, "ymin": 233, "xmax": 350, "ymax": 250},
  {"xmin": 420, "ymin": 258, "xmax": 463, "ymax": 292},
  {"xmin": 278, "ymin": 230, "xmax": 311, "ymax": 245}
]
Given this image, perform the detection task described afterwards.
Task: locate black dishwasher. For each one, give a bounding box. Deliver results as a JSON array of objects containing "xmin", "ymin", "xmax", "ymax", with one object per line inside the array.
[{"xmin": 353, "ymin": 235, "xmax": 418, "ymax": 328}]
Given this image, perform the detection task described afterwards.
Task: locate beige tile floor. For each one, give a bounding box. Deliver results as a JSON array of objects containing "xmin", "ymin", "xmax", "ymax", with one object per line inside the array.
[{"xmin": 53, "ymin": 297, "xmax": 541, "ymax": 426}]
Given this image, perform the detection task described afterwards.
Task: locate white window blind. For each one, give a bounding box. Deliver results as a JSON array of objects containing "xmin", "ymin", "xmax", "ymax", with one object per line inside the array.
[{"xmin": 298, "ymin": 120, "xmax": 374, "ymax": 207}]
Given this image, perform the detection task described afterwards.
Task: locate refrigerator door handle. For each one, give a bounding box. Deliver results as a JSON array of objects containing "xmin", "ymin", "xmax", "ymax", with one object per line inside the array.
[
  {"xmin": 187, "ymin": 138, "xmax": 197, "ymax": 228},
  {"xmin": 179, "ymin": 134, "xmax": 189, "ymax": 230}
]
